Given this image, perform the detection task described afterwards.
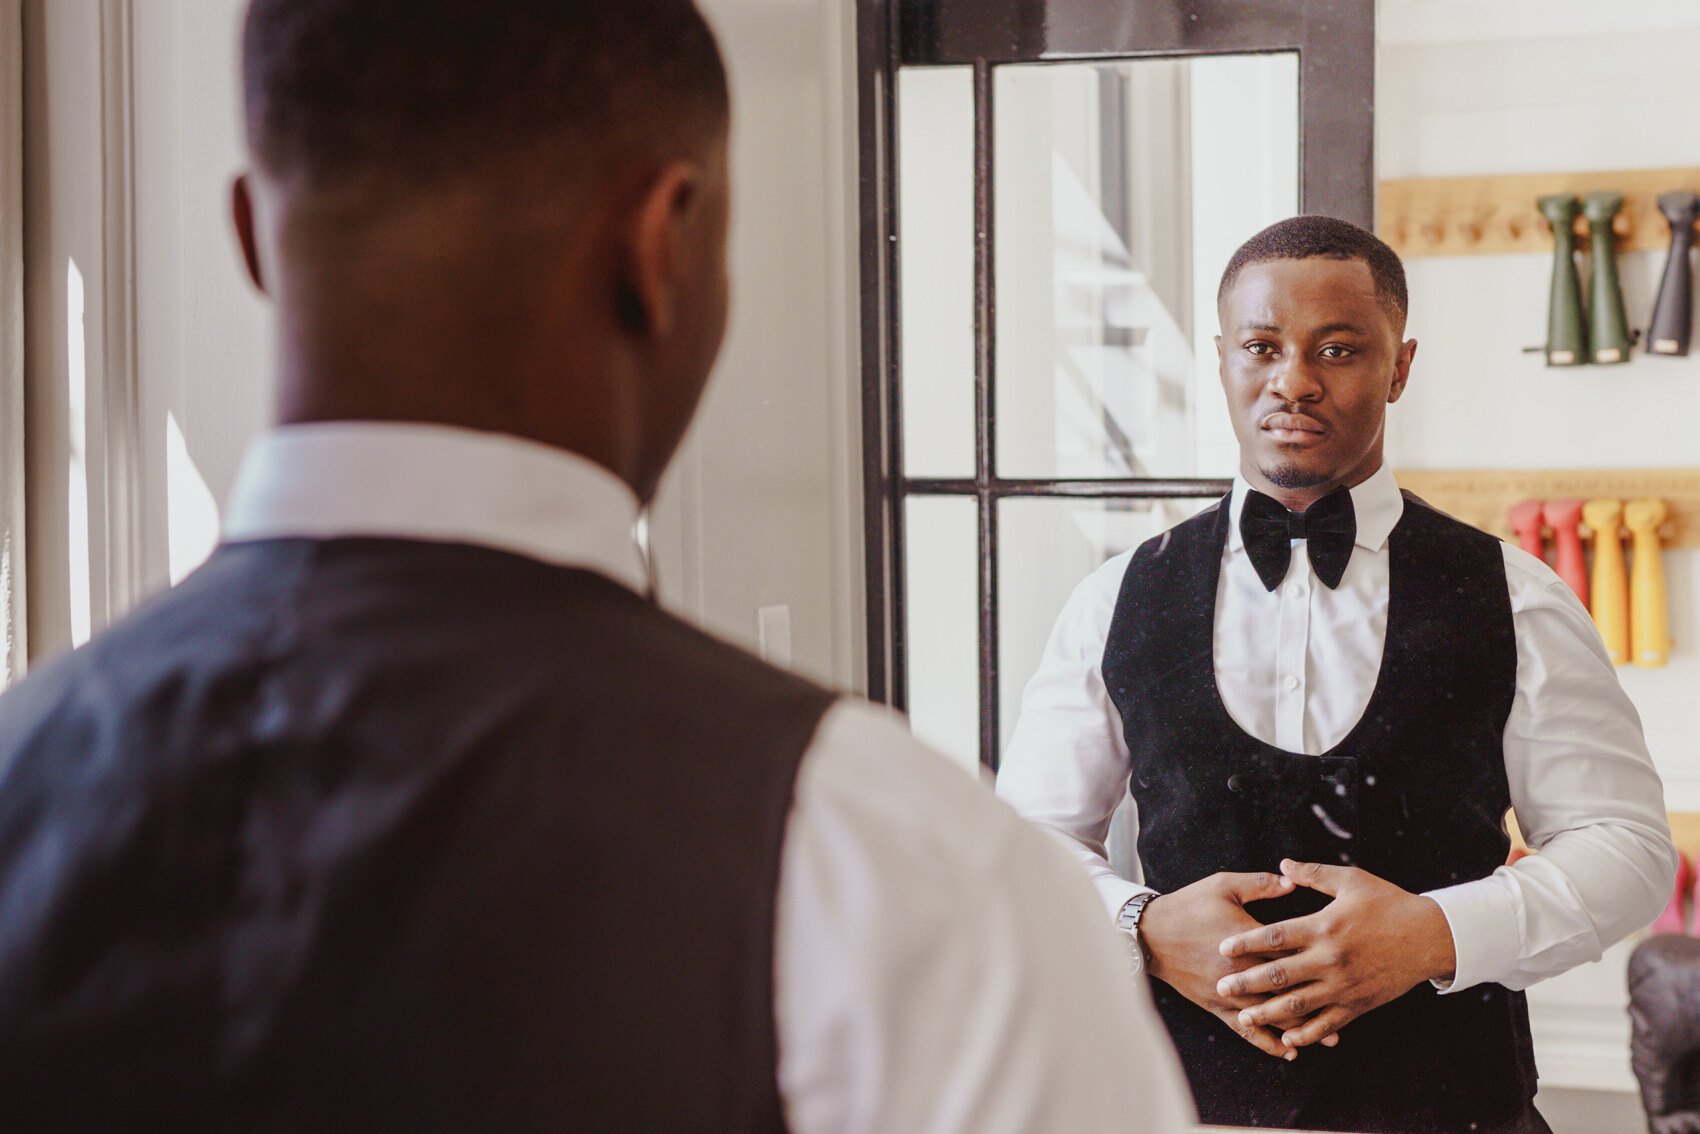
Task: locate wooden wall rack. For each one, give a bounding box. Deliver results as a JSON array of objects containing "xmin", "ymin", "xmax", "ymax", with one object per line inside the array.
[
  {"xmin": 1379, "ymin": 166, "xmax": 1700, "ymax": 259},
  {"xmin": 1396, "ymin": 467, "xmax": 1697, "ymax": 548},
  {"xmin": 1670, "ymin": 813, "xmax": 1700, "ymax": 861}
]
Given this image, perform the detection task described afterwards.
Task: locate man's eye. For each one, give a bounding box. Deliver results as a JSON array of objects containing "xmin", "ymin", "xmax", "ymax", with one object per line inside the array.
[
  {"xmin": 1245, "ymin": 342, "xmax": 1275, "ymax": 356},
  {"xmin": 1320, "ymin": 345, "xmax": 1353, "ymax": 359}
]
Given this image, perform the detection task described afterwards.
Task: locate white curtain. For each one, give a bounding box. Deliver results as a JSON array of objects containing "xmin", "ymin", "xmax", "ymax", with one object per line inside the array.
[{"xmin": 1, "ymin": 0, "xmax": 26, "ymax": 686}]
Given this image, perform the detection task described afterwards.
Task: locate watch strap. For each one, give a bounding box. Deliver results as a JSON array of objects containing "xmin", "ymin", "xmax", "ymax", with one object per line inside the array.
[{"xmin": 1117, "ymin": 891, "xmax": 1157, "ymax": 934}]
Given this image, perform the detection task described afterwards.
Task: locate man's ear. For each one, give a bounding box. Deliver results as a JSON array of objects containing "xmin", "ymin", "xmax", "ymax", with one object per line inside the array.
[
  {"xmin": 232, "ymin": 175, "xmax": 268, "ymax": 296},
  {"xmin": 618, "ymin": 163, "xmax": 703, "ymax": 338},
  {"xmin": 1388, "ymin": 338, "xmax": 1417, "ymax": 404}
]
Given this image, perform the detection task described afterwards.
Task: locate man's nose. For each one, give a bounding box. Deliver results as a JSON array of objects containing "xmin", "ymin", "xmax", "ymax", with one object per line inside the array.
[{"xmin": 1268, "ymin": 355, "xmax": 1324, "ymax": 403}]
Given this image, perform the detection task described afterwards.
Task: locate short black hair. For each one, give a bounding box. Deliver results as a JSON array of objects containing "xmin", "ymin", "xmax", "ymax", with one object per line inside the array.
[
  {"xmin": 242, "ymin": 0, "xmax": 729, "ymax": 198},
  {"xmin": 1218, "ymin": 215, "xmax": 1409, "ymax": 325}
]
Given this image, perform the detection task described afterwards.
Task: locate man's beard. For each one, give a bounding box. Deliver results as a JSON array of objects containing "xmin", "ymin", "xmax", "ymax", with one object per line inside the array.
[{"xmin": 1260, "ymin": 462, "xmax": 1333, "ymax": 491}]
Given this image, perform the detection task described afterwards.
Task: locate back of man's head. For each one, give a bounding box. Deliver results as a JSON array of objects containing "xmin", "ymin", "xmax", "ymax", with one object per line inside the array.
[
  {"xmin": 242, "ymin": 0, "xmax": 729, "ymax": 206},
  {"xmin": 235, "ymin": 0, "xmax": 735, "ymax": 502}
]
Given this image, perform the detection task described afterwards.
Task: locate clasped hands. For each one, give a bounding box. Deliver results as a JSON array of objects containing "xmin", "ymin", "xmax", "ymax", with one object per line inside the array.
[{"xmin": 1139, "ymin": 859, "xmax": 1457, "ymax": 1061}]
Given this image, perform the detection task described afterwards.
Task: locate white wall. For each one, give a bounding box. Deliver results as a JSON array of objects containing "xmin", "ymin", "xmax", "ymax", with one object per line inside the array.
[
  {"xmin": 1379, "ymin": 4, "xmax": 1700, "ymax": 808},
  {"xmin": 652, "ymin": 0, "xmax": 863, "ymax": 691},
  {"xmin": 1379, "ymin": 0, "xmax": 1700, "ymax": 1093},
  {"xmin": 130, "ymin": 0, "xmax": 269, "ymax": 595},
  {"xmin": 22, "ymin": 0, "xmax": 864, "ymax": 693}
]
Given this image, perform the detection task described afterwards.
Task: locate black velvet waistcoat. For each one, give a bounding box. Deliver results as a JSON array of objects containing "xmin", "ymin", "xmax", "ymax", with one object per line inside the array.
[
  {"xmin": 0, "ymin": 539, "xmax": 833, "ymax": 1131},
  {"xmin": 1103, "ymin": 494, "xmax": 1539, "ymax": 1132}
]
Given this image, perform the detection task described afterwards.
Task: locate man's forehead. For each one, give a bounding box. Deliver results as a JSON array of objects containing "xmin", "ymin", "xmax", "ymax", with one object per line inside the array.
[{"xmin": 1221, "ymin": 258, "xmax": 1386, "ymax": 325}]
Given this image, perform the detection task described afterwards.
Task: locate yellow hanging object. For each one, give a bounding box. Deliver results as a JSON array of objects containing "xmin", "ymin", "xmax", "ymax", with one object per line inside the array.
[
  {"xmin": 1626, "ymin": 498, "xmax": 1672, "ymax": 668},
  {"xmin": 1582, "ymin": 499, "xmax": 1630, "ymax": 664}
]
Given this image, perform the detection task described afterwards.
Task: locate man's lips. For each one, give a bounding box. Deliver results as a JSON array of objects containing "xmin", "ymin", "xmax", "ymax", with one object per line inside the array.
[{"xmin": 1261, "ymin": 412, "xmax": 1328, "ymax": 444}]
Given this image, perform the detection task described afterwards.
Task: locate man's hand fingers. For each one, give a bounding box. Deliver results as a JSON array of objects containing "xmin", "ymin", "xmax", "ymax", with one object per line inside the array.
[
  {"xmin": 1219, "ymin": 871, "xmax": 1296, "ymax": 906},
  {"xmin": 1235, "ymin": 982, "xmax": 1328, "ymax": 1028},
  {"xmin": 1264, "ymin": 1012, "xmax": 1338, "ymax": 1046},
  {"xmin": 1280, "ymin": 858, "xmax": 1358, "ymax": 898},
  {"xmin": 1218, "ymin": 914, "xmax": 1318, "ymax": 959},
  {"xmin": 1214, "ymin": 954, "xmax": 1330, "ymax": 999},
  {"xmin": 1279, "ymin": 1005, "xmax": 1356, "ymax": 1049},
  {"xmin": 1215, "ymin": 1008, "xmax": 1295, "ymax": 1061}
]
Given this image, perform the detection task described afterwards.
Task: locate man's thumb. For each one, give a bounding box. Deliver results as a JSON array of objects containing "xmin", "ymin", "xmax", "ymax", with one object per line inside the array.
[
  {"xmin": 1223, "ymin": 870, "xmax": 1297, "ymax": 904},
  {"xmin": 1281, "ymin": 858, "xmax": 1349, "ymax": 897}
]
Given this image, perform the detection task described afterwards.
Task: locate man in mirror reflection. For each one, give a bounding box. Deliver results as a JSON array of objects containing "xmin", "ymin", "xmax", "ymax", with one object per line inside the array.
[
  {"xmin": 0, "ymin": 1, "xmax": 1198, "ymax": 1128},
  {"xmin": 999, "ymin": 215, "xmax": 1678, "ymax": 1133}
]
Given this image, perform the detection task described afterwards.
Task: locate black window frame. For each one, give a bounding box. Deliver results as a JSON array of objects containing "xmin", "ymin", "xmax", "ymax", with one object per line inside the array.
[{"xmin": 858, "ymin": 0, "xmax": 1376, "ymax": 769}]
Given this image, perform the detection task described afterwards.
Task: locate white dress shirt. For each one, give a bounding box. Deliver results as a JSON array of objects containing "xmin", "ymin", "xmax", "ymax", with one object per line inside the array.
[
  {"xmin": 997, "ymin": 463, "xmax": 1677, "ymax": 995},
  {"xmin": 225, "ymin": 422, "xmax": 1196, "ymax": 1134}
]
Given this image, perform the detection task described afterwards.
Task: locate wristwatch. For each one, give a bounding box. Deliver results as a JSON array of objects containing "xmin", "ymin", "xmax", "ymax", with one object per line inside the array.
[{"xmin": 1117, "ymin": 892, "xmax": 1158, "ymax": 977}]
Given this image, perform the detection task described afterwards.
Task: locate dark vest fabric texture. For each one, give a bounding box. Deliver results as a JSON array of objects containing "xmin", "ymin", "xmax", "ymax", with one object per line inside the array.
[
  {"xmin": 0, "ymin": 539, "xmax": 834, "ymax": 1132},
  {"xmin": 1104, "ymin": 494, "xmax": 1539, "ymax": 1133}
]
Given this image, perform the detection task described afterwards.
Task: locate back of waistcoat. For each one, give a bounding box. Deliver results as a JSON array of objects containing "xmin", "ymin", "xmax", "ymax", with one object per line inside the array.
[
  {"xmin": 0, "ymin": 539, "xmax": 833, "ymax": 1131},
  {"xmin": 1103, "ymin": 495, "xmax": 1538, "ymax": 1132}
]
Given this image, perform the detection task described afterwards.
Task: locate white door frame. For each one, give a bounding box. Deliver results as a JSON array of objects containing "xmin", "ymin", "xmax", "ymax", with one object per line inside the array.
[
  {"xmin": 1, "ymin": 0, "xmax": 26, "ymax": 684},
  {"xmin": 94, "ymin": 0, "xmax": 143, "ymax": 625},
  {"xmin": 16, "ymin": 0, "xmax": 144, "ymax": 665}
]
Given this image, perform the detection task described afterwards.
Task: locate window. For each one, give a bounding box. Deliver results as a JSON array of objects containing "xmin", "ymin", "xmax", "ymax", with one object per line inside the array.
[{"xmin": 858, "ymin": 0, "xmax": 1375, "ymax": 770}]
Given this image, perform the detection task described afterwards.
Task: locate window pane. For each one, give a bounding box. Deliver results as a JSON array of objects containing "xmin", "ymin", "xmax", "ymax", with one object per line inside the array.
[
  {"xmin": 898, "ymin": 67, "xmax": 976, "ymax": 479},
  {"xmin": 904, "ymin": 495, "xmax": 979, "ymax": 773},
  {"xmin": 997, "ymin": 495, "xmax": 1221, "ymax": 756},
  {"xmin": 993, "ymin": 54, "xmax": 1299, "ymax": 479}
]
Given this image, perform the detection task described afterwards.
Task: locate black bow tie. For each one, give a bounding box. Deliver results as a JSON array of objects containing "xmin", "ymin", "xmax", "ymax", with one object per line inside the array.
[{"xmin": 1239, "ymin": 487, "xmax": 1358, "ymax": 592}]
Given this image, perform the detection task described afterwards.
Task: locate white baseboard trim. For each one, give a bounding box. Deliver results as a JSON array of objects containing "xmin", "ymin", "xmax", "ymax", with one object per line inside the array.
[{"xmin": 1530, "ymin": 1002, "xmax": 1637, "ymax": 1094}]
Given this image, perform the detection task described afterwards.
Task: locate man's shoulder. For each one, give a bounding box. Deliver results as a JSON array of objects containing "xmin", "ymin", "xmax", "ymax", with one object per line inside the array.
[
  {"xmin": 1496, "ymin": 540, "xmax": 1590, "ymax": 620},
  {"xmin": 1130, "ymin": 500, "xmax": 1225, "ymax": 561},
  {"xmin": 576, "ymin": 593, "xmax": 840, "ymax": 732},
  {"xmin": 0, "ymin": 540, "xmax": 837, "ymax": 771},
  {"xmin": 799, "ymin": 701, "xmax": 1066, "ymax": 885},
  {"xmin": 0, "ymin": 554, "xmax": 261, "ymax": 750},
  {"xmin": 1397, "ymin": 490, "xmax": 1505, "ymax": 551},
  {"xmin": 781, "ymin": 700, "xmax": 1200, "ymax": 1133}
]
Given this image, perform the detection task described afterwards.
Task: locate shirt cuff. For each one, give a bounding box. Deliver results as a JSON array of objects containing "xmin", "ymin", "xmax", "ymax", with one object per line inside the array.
[
  {"xmin": 1422, "ymin": 873, "xmax": 1520, "ymax": 994},
  {"xmin": 1096, "ymin": 876, "xmax": 1155, "ymax": 925}
]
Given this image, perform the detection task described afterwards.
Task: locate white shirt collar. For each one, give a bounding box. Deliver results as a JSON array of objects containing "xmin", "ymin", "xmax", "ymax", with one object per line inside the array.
[
  {"xmin": 1227, "ymin": 462, "xmax": 1404, "ymax": 553},
  {"xmin": 223, "ymin": 422, "xmax": 648, "ymax": 594}
]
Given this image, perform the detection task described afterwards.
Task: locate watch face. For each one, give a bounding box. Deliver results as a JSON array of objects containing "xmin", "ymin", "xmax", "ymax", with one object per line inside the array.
[{"xmin": 1121, "ymin": 930, "xmax": 1145, "ymax": 977}]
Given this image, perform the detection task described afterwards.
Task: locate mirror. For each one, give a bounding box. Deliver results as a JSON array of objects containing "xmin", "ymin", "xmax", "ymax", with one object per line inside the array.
[
  {"xmin": 993, "ymin": 53, "xmax": 1300, "ymax": 878},
  {"xmin": 896, "ymin": 53, "xmax": 1300, "ymax": 772},
  {"xmin": 993, "ymin": 53, "xmax": 1299, "ymax": 481}
]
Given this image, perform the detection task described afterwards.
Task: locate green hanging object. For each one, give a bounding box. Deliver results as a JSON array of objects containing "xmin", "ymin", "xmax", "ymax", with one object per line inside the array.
[
  {"xmin": 1582, "ymin": 191, "xmax": 1634, "ymax": 364},
  {"xmin": 1537, "ymin": 194, "xmax": 1588, "ymax": 367}
]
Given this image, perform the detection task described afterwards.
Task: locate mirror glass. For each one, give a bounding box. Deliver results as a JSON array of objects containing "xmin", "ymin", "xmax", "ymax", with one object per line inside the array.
[
  {"xmin": 897, "ymin": 66, "xmax": 977, "ymax": 480},
  {"xmin": 896, "ymin": 52, "xmax": 1302, "ymax": 769},
  {"xmin": 993, "ymin": 53, "xmax": 1300, "ymax": 480},
  {"xmin": 903, "ymin": 494, "xmax": 981, "ymax": 772},
  {"xmin": 997, "ymin": 495, "xmax": 1220, "ymax": 753}
]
